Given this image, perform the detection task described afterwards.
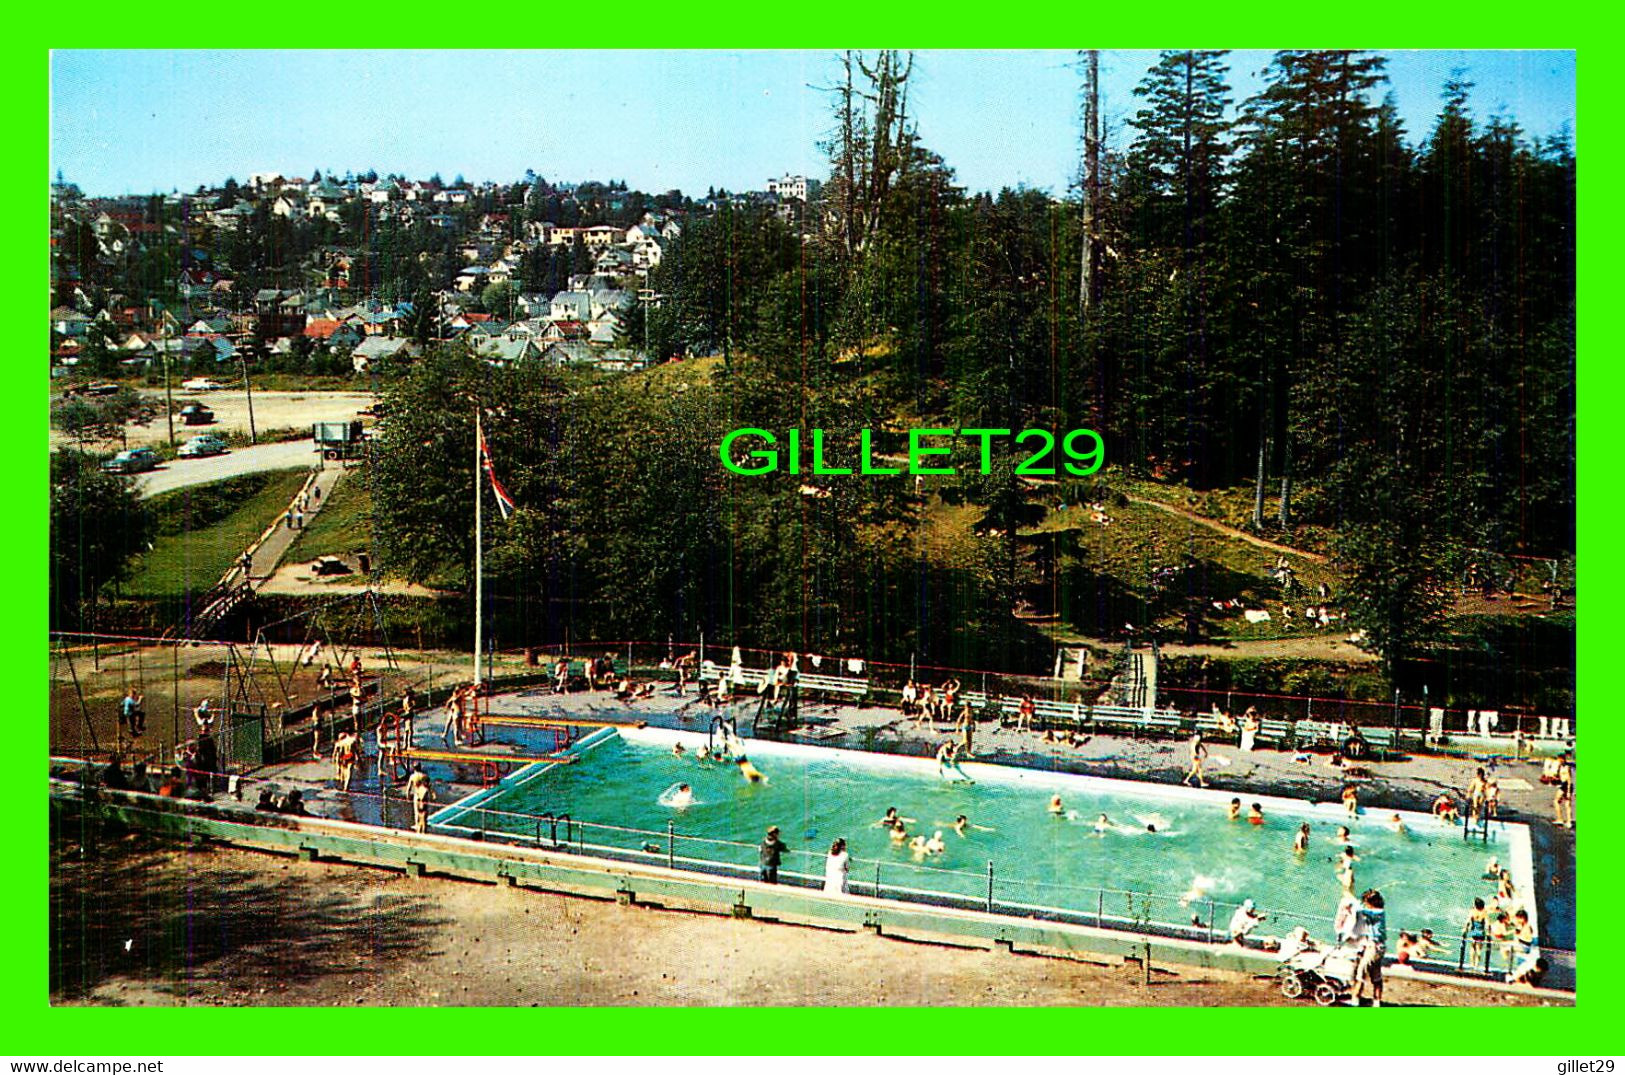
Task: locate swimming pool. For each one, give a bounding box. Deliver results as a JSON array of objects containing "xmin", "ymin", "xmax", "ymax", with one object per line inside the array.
[{"xmin": 431, "ymin": 726, "xmax": 1535, "ymax": 953}]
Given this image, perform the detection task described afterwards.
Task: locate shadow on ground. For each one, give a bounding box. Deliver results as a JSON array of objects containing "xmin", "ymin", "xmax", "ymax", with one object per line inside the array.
[{"xmin": 49, "ymin": 831, "xmax": 450, "ymax": 1004}]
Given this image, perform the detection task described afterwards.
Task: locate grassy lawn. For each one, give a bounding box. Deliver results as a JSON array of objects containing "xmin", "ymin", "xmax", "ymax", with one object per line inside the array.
[
  {"xmin": 123, "ymin": 469, "xmax": 309, "ymax": 597},
  {"xmin": 287, "ymin": 467, "xmax": 372, "ymax": 562}
]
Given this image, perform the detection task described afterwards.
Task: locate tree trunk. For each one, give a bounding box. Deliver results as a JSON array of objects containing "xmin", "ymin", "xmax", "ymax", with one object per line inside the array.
[
  {"xmin": 1079, "ymin": 49, "xmax": 1100, "ymax": 314},
  {"xmin": 1278, "ymin": 438, "xmax": 1293, "ymax": 529},
  {"xmin": 1252, "ymin": 428, "xmax": 1268, "ymax": 531}
]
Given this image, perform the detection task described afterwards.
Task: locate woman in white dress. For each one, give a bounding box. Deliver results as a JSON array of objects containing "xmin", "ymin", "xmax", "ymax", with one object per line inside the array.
[{"xmin": 823, "ymin": 838, "xmax": 850, "ymax": 895}]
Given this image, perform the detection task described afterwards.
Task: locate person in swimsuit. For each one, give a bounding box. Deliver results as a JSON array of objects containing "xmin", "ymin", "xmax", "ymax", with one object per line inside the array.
[
  {"xmin": 1048, "ymin": 793, "xmax": 1065, "ymax": 815},
  {"xmin": 405, "ymin": 764, "xmax": 433, "ymax": 833},
  {"xmin": 1293, "ymin": 823, "xmax": 1311, "ymax": 853},
  {"xmin": 1184, "ymin": 733, "xmax": 1209, "ymax": 788},
  {"xmin": 736, "ymin": 756, "xmax": 766, "ymax": 784},
  {"xmin": 332, "ymin": 729, "xmax": 360, "ymax": 791},
  {"xmin": 1247, "ymin": 802, "xmax": 1265, "ymax": 825},
  {"xmin": 954, "ymin": 815, "xmax": 970, "ymax": 837},
  {"xmin": 1341, "ymin": 784, "xmax": 1360, "ymax": 815},
  {"xmin": 1228, "ymin": 798, "xmax": 1242, "ymax": 821}
]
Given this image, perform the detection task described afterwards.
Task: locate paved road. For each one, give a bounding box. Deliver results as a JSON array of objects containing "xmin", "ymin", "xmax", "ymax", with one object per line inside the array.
[{"xmin": 136, "ymin": 438, "xmax": 320, "ymax": 498}]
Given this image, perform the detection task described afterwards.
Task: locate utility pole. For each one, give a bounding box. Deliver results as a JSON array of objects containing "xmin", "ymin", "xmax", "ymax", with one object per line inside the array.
[
  {"xmin": 162, "ymin": 321, "xmax": 175, "ymax": 448},
  {"xmin": 1079, "ymin": 49, "xmax": 1100, "ymax": 315},
  {"xmin": 240, "ymin": 353, "xmax": 257, "ymax": 444}
]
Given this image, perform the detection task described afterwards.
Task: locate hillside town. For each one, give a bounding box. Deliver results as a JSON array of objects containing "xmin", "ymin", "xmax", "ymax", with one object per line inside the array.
[{"xmin": 50, "ymin": 170, "xmax": 820, "ymax": 376}]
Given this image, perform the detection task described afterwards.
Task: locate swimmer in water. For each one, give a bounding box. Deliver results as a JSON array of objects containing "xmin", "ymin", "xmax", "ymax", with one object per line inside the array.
[
  {"xmin": 954, "ymin": 815, "xmax": 969, "ymax": 837},
  {"xmin": 735, "ymin": 756, "xmax": 766, "ymax": 783},
  {"xmin": 909, "ymin": 835, "xmax": 928, "ymax": 857},
  {"xmin": 924, "ymin": 830, "xmax": 947, "ymax": 855},
  {"xmin": 672, "ymin": 742, "xmax": 686, "ymax": 757},
  {"xmin": 1293, "ymin": 822, "xmax": 1311, "ymax": 853},
  {"xmin": 1338, "ymin": 845, "xmax": 1359, "ymax": 871},
  {"xmin": 1335, "ymin": 825, "xmax": 1352, "ymax": 844},
  {"xmin": 1094, "ymin": 813, "xmax": 1112, "ymax": 834},
  {"xmin": 696, "ymin": 745, "xmax": 712, "ymax": 763},
  {"xmin": 1247, "ymin": 802, "xmax": 1265, "ymax": 825},
  {"xmin": 889, "ymin": 819, "xmax": 910, "ymax": 843},
  {"xmin": 879, "ymin": 807, "xmax": 917, "ymax": 828},
  {"xmin": 1228, "ymin": 798, "xmax": 1242, "ymax": 821},
  {"xmin": 669, "ymin": 783, "xmax": 694, "ymax": 808},
  {"xmin": 1048, "ymin": 794, "xmax": 1065, "ymax": 815},
  {"xmin": 1388, "ymin": 812, "xmax": 1406, "ymax": 835},
  {"xmin": 1146, "ymin": 823, "xmax": 1159, "ymax": 834}
]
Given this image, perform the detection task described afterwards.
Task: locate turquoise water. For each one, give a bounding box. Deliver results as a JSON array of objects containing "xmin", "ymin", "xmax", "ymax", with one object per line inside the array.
[{"xmin": 436, "ymin": 727, "xmax": 1529, "ymax": 946}]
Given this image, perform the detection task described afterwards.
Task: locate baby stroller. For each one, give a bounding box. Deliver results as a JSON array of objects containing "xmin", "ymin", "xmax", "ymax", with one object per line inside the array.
[{"xmin": 1276, "ymin": 941, "xmax": 1362, "ymax": 1006}]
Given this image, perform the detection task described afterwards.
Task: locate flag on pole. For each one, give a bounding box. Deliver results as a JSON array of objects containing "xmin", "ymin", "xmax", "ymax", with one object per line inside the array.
[{"xmin": 477, "ymin": 426, "xmax": 517, "ymax": 520}]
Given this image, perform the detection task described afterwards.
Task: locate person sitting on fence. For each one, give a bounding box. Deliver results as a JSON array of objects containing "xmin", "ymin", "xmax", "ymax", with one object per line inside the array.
[
  {"xmin": 900, "ymin": 680, "xmax": 919, "ymax": 717},
  {"xmin": 254, "ymin": 787, "xmax": 278, "ymax": 812}
]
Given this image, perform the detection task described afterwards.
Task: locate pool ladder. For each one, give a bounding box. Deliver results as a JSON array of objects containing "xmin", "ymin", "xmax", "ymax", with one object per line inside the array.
[{"xmin": 534, "ymin": 811, "xmax": 575, "ymax": 850}]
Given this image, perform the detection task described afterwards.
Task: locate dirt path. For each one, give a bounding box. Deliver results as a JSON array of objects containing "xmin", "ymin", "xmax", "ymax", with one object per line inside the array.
[
  {"xmin": 50, "ymin": 837, "xmax": 1561, "ymax": 1008},
  {"xmin": 1125, "ymin": 493, "xmax": 1328, "ymax": 564}
]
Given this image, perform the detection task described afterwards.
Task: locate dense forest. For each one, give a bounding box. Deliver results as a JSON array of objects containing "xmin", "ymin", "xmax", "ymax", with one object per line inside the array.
[{"xmin": 370, "ymin": 50, "xmax": 1575, "ymax": 680}]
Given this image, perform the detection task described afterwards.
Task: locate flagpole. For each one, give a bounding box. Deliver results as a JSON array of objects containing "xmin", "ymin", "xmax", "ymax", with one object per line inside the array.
[{"xmin": 474, "ymin": 407, "xmax": 483, "ymax": 690}]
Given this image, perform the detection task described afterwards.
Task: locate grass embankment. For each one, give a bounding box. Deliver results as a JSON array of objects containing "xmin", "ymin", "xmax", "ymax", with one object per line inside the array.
[
  {"xmin": 286, "ymin": 469, "xmax": 372, "ymax": 562},
  {"xmin": 123, "ymin": 469, "xmax": 309, "ymax": 596}
]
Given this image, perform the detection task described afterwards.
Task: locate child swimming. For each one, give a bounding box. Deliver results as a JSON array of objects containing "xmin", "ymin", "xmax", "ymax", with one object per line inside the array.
[
  {"xmin": 735, "ymin": 756, "xmax": 766, "ymax": 783},
  {"xmin": 1094, "ymin": 812, "xmax": 1113, "ymax": 834},
  {"xmin": 924, "ymin": 830, "xmax": 947, "ymax": 855},
  {"xmin": 661, "ymin": 783, "xmax": 695, "ymax": 809},
  {"xmin": 1048, "ymin": 794, "xmax": 1065, "ymax": 815},
  {"xmin": 1293, "ymin": 823, "xmax": 1311, "ymax": 853}
]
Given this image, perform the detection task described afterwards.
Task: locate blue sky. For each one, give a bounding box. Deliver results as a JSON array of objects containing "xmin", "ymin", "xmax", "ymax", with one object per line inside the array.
[{"xmin": 51, "ymin": 50, "xmax": 1575, "ymax": 198}]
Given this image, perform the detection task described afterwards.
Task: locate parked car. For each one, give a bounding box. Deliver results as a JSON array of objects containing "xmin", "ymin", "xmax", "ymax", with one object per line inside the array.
[
  {"xmin": 101, "ymin": 448, "xmax": 159, "ymax": 474},
  {"xmin": 177, "ymin": 433, "xmax": 228, "ymax": 458},
  {"xmin": 179, "ymin": 403, "xmax": 215, "ymax": 426},
  {"xmin": 181, "ymin": 378, "xmax": 224, "ymax": 391}
]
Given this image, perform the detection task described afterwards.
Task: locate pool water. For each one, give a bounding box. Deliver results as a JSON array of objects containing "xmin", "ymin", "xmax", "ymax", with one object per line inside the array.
[{"xmin": 434, "ymin": 726, "xmax": 1532, "ymax": 946}]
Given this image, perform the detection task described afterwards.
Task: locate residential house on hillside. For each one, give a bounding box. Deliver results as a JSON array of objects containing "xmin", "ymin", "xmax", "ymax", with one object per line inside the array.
[{"xmin": 352, "ymin": 335, "xmax": 415, "ymax": 371}]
